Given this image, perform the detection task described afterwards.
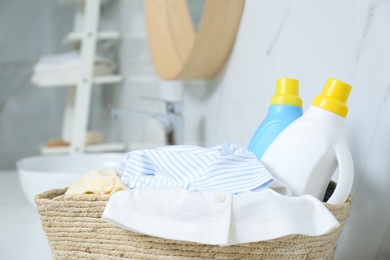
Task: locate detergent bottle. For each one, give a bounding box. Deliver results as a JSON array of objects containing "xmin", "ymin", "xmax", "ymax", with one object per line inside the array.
[
  {"xmin": 261, "ymin": 78, "xmax": 354, "ymax": 204},
  {"xmin": 248, "ymin": 78, "xmax": 303, "ymax": 159}
]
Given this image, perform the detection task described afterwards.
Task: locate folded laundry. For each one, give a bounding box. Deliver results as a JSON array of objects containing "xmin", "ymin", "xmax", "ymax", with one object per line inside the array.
[
  {"xmin": 102, "ymin": 186, "xmax": 339, "ymax": 246},
  {"xmin": 65, "ymin": 168, "xmax": 129, "ymax": 195},
  {"xmin": 119, "ymin": 141, "xmax": 274, "ymax": 194},
  {"xmin": 32, "ymin": 52, "xmax": 115, "ymax": 72},
  {"xmin": 30, "ymin": 52, "xmax": 116, "ymax": 86},
  {"xmin": 31, "ymin": 69, "xmax": 113, "ymax": 86}
]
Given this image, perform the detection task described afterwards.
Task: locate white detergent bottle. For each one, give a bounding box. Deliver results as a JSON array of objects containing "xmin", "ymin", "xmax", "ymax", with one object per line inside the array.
[{"xmin": 261, "ymin": 78, "xmax": 353, "ymax": 204}]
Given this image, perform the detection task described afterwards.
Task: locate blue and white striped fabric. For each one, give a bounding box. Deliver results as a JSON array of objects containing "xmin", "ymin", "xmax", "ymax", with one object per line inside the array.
[{"xmin": 118, "ymin": 141, "xmax": 273, "ymax": 194}]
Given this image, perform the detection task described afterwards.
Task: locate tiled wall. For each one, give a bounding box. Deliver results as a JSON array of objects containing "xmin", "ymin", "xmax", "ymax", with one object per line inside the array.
[
  {"xmin": 0, "ymin": 0, "xmax": 72, "ymax": 168},
  {"xmin": 0, "ymin": 0, "xmax": 123, "ymax": 168}
]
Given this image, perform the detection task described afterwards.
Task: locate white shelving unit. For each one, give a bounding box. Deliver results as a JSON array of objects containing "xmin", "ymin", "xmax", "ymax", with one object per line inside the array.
[{"xmin": 36, "ymin": 0, "xmax": 125, "ymax": 154}]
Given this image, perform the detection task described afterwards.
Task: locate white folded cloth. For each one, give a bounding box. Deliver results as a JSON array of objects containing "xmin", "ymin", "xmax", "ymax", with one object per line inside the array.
[
  {"xmin": 32, "ymin": 52, "xmax": 115, "ymax": 72},
  {"xmin": 30, "ymin": 52, "xmax": 116, "ymax": 85},
  {"xmin": 31, "ymin": 67, "xmax": 113, "ymax": 85},
  {"xmin": 102, "ymin": 183, "xmax": 339, "ymax": 246}
]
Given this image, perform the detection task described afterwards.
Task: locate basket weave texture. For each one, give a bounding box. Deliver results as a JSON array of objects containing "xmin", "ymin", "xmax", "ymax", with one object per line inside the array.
[{"xmin": 35, "ymin": 183, "xmax": 351, "ymax": 260}]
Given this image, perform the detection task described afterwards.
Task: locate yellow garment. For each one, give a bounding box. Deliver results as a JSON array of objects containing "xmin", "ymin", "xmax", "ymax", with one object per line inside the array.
[{"xmin": 65, "ymin": 168, "xmax": 129, "ymax": 195}]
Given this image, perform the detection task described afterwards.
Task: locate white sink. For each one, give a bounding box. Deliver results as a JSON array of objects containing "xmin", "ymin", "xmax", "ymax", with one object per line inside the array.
[{"xmin": 16, "ymin": 153, "xmax": 124, "ymax": 207}]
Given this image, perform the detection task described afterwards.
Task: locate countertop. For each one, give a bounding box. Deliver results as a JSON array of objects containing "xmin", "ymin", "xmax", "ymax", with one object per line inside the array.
[{"xmin": 0, "ymin": 171, "xmax": 52, "ymax": 260}]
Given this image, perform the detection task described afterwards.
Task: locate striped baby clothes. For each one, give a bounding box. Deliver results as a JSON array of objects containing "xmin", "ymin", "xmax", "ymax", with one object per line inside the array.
[{"xmin": 119, "ymin": 141, "xmax": 273, "ymax": 194}]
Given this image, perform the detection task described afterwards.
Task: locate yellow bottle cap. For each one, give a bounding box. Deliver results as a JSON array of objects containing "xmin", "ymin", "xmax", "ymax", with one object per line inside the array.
[
  {"xmin": 270, "ymin": 78, "xmax": 302, "ymax": 107},
  {"xmin": 312, "ymin": 78, "xmax": 352, "ymax": 117}
]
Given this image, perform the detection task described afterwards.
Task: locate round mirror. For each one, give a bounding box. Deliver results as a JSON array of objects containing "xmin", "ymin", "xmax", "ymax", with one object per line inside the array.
[{"xmin": 145, "ymin": 0, "xmax": 245, "ymax": 80}]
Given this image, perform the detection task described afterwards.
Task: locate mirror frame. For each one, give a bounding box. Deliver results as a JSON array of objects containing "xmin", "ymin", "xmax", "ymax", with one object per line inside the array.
[{"xmin": 145, "ymin": 0, "xmax": 245, "ymax": 80}]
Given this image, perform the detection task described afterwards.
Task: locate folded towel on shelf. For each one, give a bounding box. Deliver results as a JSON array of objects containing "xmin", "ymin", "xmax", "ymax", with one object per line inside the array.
[
  {"xmin": 32, "ymin": 52, "xmax": 116, "ymax": 72},
  {"xmin": 30, "ymin": 52, "xmax": 116, "ymax": 85},
  {"xmin": 33, "ymin": 52, "xmax": 81, "ymax": 70},
  {"xmin": 102, "ymin": 185, "xmax": 339, "ymax": 246},
  {"xmin": 119, "ymin": 141, "xmax": 274, "ymax": 194},
  {"xmin": 65, "ymin": 168, "xmax": 129, "ymax": 195}
]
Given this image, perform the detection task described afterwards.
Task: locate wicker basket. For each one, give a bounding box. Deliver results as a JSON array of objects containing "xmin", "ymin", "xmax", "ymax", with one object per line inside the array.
[{"xmin": 35, "ymin": 182, "xmax": 351, "ymax": 260}]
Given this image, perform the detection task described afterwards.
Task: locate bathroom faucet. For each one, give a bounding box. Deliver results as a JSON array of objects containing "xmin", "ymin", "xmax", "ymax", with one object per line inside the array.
[{"xmin": 109, "ymin": 97, "xmax": 184, "ymax": 146}]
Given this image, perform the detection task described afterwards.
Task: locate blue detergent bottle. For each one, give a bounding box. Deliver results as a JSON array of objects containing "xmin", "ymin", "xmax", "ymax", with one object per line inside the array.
[{"xmin": 248, "ymin": 78, "xmax": 303, "ymax": 159}]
